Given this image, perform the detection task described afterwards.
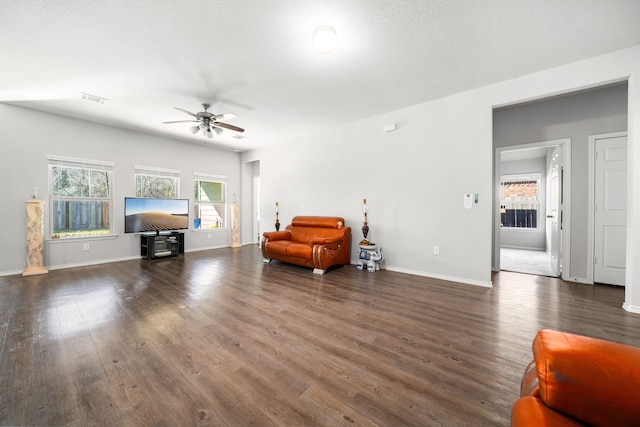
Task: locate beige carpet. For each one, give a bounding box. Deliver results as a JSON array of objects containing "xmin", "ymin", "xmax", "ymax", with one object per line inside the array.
[{"xmin": 500, "ymin": 248, "xmax": 556, "ymax": 277}]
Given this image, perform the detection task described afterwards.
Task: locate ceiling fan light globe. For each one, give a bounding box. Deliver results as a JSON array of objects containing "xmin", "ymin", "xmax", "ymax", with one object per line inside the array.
[
  {"xmin": 206, "ymin": 128, "xmax": 213, "ymax": 138},
  {"xmin": 214, "ymin": 127, "xmax": 223, "ymax": 135},
  {"xmin": 216, "ymin": 113, "xmax": 237, "ymax": 121},
  {"xmin": 190, "ymin": 125, "xmax": 200, "ymax": 134}
]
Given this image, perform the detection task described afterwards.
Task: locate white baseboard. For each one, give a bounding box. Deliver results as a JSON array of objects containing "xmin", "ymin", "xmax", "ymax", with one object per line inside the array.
[
  {"xmin": 47, "ymin": 255, "xmax": 140, "ymax": 271},
  {"xmin": 5, "ymin": 250, "xmax": 493, "ymax": 288},
  {"xmin": 567, "ymin": 276, "xmax": 591, "ymax": 284},
  {"xmin": 0, "ymin": 245, "xmax": 249, "ymax": 277},
  {"xmin": 185, "ymin": 244, "xmax": 229, "ymax": 252},
  {"xmin": 501, "ymin": 245, "xmax": 546, "ymax": 251},
  {"xmin": 49, "ymin": 245, "xmax": 239, "ymax": 270},
  {"xmin": 623, "ymin": 302, "xmax": 640, "ymax": 314},
  {"xmin": 0, "ymin": 269, "xmax": 25, "ymax": 277},
  {"xmin": 349, "ymin": 260, "xmax": 492, "ymax": 288},
  {"xmin": 387, "ymin": 266, "xmax": 493, "ymax": 288}
]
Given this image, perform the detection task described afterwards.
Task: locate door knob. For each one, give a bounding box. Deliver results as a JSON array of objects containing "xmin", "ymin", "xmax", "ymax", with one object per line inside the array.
[{"xmin": 546, "ymin": 215, "xmax": 554, "ymax": 218}]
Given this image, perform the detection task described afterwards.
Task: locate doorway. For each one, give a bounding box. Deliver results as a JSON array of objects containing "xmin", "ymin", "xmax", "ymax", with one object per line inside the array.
[
  {"xmin": 242, "ymin": 160, "xmax": 261, "ymax": 246},
  {"xmin": 250, "ymin": 161, "xmax": 261, "ymax": 245},
  {"xmin": 494, "ymin": 139, "xmax": 571, "ymax": 279},
  {"xmin": 253, "ymin": 175, "xmax": 261, "ymax": 245},
  {"xmin": 492, "ymin": 82, "xmax": 627, "ymax": 282}
]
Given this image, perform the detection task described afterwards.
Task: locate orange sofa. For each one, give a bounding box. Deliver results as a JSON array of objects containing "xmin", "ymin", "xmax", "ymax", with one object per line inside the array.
[
  {"xmin": 262, "ymin": 216, "xmax": 351, "ymax": 274},
  {"xmin": 512, "ymin": 329, "xmax": 640, "ymax": 426}
]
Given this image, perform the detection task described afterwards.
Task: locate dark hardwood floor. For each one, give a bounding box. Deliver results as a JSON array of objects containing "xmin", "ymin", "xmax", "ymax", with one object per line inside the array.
[{"xmin": 1, "ymin": 245, "xmax": 639, "ymax": 426}]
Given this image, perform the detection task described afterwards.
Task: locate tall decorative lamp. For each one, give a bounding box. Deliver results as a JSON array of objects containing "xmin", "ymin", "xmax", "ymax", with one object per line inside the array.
[
  {"xmin": 23, "ymin": 188, "xmax": 48, "ymax": 276},
  {"xmin": 360, "ymin": 198, "xmax": 370, "ymax": 246},
  {"xmin": 275, "ymin": 202, "xmax": 280, "ymax": 231},
  {"xmin": 230, "ymin": 193, "xmax": 241, "ymax": 248}
]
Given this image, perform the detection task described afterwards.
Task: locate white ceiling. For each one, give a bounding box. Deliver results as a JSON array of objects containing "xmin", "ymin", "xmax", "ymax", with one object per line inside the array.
[{"xmin": 2, "ymin": 0, "xmax": 639, "ymax": 152}]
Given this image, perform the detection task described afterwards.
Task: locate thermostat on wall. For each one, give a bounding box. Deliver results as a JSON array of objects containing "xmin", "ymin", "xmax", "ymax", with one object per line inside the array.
[{"xmin": 464, "ymin": 193, "xmax": 472, "ymax": 209}]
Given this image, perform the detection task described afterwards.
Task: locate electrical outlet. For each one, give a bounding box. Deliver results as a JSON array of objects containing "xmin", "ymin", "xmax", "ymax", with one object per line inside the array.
[
  {"xmin": 83, "ymin": 243, "xmax": 90, "ymax": 251},
  {"xmin": 433, "ymin": 246, "xmax": 440, "ymax": 255},
  {"xmin": 207, "ymin": 233, "xmax": 211, "ymax": 240}
]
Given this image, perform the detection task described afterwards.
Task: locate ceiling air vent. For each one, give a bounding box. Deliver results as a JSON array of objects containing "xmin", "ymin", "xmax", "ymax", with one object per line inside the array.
[
  {"xmin": 81, "ymin": 93, "xmax": 108, "ymax": 104},
  {"xmin": 232, "ymin": 134, "xmax": 248, "ymax": 140}
]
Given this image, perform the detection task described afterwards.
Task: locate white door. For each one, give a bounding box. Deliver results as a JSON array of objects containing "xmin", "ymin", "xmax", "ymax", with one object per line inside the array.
[
  {"xmin": 594, "ymin": 135, "xmax": 627, "ymax": 286},
  {"xmin": 548, "ymin": 147, "xmax": 562, "ymax": 276}
]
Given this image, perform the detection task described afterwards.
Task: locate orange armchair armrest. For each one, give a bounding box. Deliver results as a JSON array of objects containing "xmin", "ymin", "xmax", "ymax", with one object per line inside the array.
[
  {"xmin": 533, "ymin": 329, "xmax": 640, "ymax": 427},
  {"xmin": 310, "ymin": 235, "xmax": 344, "ymax": 245},
  {"xmin": 263, "ymin": 231, "xmax": 291, "ymax": 241}
]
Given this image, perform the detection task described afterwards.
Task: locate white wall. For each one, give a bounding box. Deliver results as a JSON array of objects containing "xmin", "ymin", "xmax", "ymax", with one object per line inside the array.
[
  {"xmin": 243, "ymin": 45, "xmax": 640, "ymax": 310},
  {"xmin": 243, "ymin": 91, "xmax": 493, "ymax": 287},
  {"xmin": 0, "ymin": 104, "xmax": 241, "ymax": 274}
]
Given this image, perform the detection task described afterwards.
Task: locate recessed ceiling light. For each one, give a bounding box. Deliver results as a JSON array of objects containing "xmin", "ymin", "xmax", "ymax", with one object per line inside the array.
[{"xmin": 313, "ymin": 26, "xmax": 337, "ymax": 53}]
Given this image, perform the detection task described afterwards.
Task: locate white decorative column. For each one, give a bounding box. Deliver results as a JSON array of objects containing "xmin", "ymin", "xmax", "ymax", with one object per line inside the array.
[
  {"xmin": 230, "ymin": 202, "xmax": 241, "ymax": 248},
  {"xmin": 23, "ymin": 199, "xmax": 48, "ymax": 276}
]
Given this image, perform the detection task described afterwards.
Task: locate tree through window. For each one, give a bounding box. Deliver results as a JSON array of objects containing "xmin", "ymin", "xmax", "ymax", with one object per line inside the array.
[
  {"xmin": 48, "ymin": 156, "xmax": 114, "ymax": 238},
  {"xmin": 134, "ymin": 166, "xmax": 179, "ymax": 199}
]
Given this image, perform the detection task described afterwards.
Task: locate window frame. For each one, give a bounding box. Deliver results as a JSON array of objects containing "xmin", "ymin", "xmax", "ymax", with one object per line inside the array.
[
  {"xmin": 500, "ymin": 173, "xmax": 541, "ymax": 231},
  {"xmin": 47, "ymin": 155, "xmax": 115, "ymax": 240},
  {"xmin": 134, "ymin": 165, "xmax": 180, "ymax": 199},
  {"xmin": 193, "ymin": 173, "xmax": 227, "ymax": 231}
]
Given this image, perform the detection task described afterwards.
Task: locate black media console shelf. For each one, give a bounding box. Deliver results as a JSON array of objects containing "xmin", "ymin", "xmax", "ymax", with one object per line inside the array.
[{"xmin": 140, "ymin": 232, "xmax": 185, "ymax": 260}]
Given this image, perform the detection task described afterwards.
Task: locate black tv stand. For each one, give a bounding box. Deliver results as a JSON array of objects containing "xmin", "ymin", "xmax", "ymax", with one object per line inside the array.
[{"xmin": 140, "ymin": 232, "xmax": 184, "ymax": 260}]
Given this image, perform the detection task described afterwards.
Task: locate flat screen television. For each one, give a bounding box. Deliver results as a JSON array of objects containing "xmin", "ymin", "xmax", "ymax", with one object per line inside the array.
[{"xmin": 124, "ymin": 197, "xmax": 189, "ymax": 234}]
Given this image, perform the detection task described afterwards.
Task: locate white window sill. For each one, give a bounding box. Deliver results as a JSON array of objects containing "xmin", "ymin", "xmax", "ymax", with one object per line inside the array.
[{"xmin": 47, "ymin": 234, "xmax": 118, "ymax": 243}]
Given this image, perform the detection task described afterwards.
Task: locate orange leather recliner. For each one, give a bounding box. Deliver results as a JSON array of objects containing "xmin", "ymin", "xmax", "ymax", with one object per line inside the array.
[
  {"xmin": 262, "ymin": 216, "xmax": 351, "ymax": 274},
  {"xmin": 512, "ymin": 329, "xmax": 640, "ymax": 426}
]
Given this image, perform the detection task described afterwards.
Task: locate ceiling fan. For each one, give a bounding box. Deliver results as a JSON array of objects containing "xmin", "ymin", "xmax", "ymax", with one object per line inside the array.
[{"xmin": 163, "ymin": 103, "xmax": 245, "ymax": 138}]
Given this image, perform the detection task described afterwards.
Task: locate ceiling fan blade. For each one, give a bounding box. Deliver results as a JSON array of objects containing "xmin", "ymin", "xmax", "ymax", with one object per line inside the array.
[
  {"xmin": 213, "ymin": 113, "xmax": 237, "ymax": 121},
  {"xmin": 163, "ymin": 120, "xmax": 199, "ymax": 124},
  {"xmin": 173, "ymin": 107, "xmax": 198, "ymax": 118},
  {"xmin": 214, "ymin": 122, "xmax": 245, "ymax": 133}
]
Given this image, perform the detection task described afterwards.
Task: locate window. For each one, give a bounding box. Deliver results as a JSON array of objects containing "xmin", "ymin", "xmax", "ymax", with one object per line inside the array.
[
  {"xmin": 48, "ymin": 156, "xmax": 114, "ymax": 238},
  {"xmin": 134, "ymin": 165, "xmax": 180, "ymax": 199},
  {"xmin": 500, "ymin": 174, "xmax": 540, "ymax": 229},
  {"xmin": 193, "ymin": 174, "xmax": 226, "ymax": 229}
]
